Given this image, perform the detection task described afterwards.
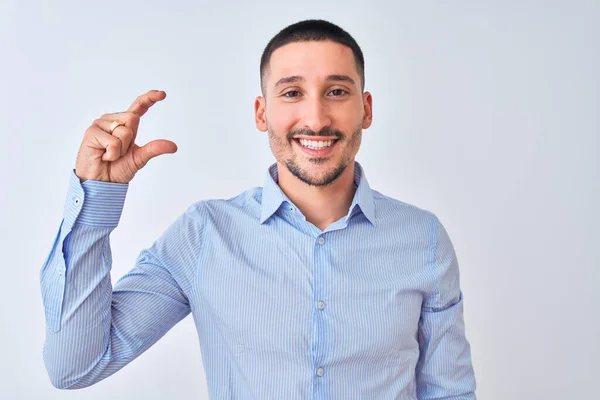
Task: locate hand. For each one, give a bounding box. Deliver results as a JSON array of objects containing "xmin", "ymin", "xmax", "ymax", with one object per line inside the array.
[{"xmin": 74, "ymin": 90, "xmax": 177, "ymax": 183}]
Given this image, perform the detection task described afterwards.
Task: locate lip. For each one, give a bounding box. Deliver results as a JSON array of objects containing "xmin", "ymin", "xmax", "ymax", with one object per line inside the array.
[
  {"xmin": 293, "ymin": 138, "xmax": 338, "ymax": 157},
  {"xmin": 293, "ymin": 136, "xmax": 339, "ymax": 141}
]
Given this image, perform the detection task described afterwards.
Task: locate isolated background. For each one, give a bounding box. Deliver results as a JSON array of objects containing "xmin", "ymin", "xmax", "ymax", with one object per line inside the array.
[{"xmin": 1, "ymin": 1, "xmax": 598, "ymax": 399}]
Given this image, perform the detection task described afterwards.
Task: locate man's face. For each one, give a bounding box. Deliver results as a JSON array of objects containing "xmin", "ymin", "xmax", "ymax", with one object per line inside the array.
[{"xmin": 255, "ymin": 40, "xmax": 372, "ymax": 187}]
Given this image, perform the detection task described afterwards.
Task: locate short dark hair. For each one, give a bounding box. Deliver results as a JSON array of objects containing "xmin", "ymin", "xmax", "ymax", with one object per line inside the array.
[{"xmin": 259, "ymin": 19, "xmax": 365, "ymax": 96}]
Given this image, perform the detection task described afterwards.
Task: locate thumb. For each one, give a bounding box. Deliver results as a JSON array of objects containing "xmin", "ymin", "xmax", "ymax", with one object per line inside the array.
[{"xmin": 133, "ymin": 139, "xmax": 178, "ymax": 170}]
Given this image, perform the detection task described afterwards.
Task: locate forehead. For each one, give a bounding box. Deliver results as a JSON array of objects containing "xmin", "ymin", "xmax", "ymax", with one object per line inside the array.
[{"xmin": 267, "ymin": 40, "xmax": 358, "ymax": 85}]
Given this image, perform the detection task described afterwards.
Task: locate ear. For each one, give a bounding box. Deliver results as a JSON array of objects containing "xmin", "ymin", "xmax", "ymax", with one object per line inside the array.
[
  {"xmin": 254, "ymin": 96, "xmax": 267, "ymax": 132},
  {"xmin": 362, "ymin": 91, "xmax": 373, "ymax": 129}
]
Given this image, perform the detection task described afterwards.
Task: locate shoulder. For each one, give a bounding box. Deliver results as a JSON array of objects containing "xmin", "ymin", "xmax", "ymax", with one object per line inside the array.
[
  {"xmin": 183, "ymin": 186, "xmax": 264, "ymax": 222},
  {"xmin": 371, "ymin": 189, "xmax": 438, "ymax": 225}
]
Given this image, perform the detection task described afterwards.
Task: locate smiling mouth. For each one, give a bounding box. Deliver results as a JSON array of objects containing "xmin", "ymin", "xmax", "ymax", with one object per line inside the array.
[{"xmin": 293, "ymin": 138, "xmax": 339, "ymax": 150}]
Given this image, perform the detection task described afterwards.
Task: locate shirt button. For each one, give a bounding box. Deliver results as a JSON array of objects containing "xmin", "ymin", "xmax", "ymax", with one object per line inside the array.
[
  {"xmin": 317, "ymin": 301, "xmax": 325, "ymax": 310},
  {"xmin": 57, "ymin": 266, "xmax": 65, "ymax": 275},
  {"xmin": 289, "ymin": 206, "xmax": 295, "ymax": 212},
  {"xmin": 316, "ymin": 367, "xmax": 324, "ymax": 377},
  {"xmin": 73, "ymin": 197, "xmax": 82, "ymax": 207},
  {"xmin": 317, "ymin": 237, "xmax": 325, "ymax": 245}
]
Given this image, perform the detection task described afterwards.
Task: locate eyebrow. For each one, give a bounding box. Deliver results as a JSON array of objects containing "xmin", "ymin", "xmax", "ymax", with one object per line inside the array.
[{"xmin": 273, "ymin": 74, "xmax": 356, "ymax": 88}]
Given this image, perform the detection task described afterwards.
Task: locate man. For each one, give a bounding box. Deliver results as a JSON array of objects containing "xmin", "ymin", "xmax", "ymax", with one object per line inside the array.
[{"xmin": 41, "ymin": 19, "xmax": 477, "ymax": 399}]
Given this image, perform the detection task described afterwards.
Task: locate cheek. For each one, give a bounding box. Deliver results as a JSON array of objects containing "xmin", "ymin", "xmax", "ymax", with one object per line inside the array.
[
  {"xmin": 267, "ymin": 103, "xmax": 298, "ymax": 130},
  {"xmin": 331, "ymin": 101, "xmax": 363, "ymax": 124}
]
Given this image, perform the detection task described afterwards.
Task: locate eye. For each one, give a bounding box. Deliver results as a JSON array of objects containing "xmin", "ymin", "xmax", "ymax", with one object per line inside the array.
[
  {"xmin": 283, "ymin": 90, "xmax": 301, "ymax": 98},
  {"xmin": 329, "ymin": 89, "xmax": 348, "ymax": 97}
]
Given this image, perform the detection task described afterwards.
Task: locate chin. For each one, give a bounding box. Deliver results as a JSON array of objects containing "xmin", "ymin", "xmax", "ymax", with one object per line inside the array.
[{"xmin": 287, "ymin": 160, "xmax": 348, "ymax": 187}]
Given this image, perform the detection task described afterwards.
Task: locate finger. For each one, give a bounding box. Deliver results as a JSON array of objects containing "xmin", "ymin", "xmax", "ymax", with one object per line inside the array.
[
  {"xmin": 98, "ymin": 112, "xmax": 140, "ymax": 146},
  {"xmin": 132, "ymin": 139, "xmax": 177, "ymax": 170},
  {"xmin": 99, "ymin": 111, "xmax": 139, "ymax": 125},
  {"xmin": 126, "ymin": 90, "xmax": 167, "ymax": 117},
  {"xmin": 87, "ymin": 129, "xmax": 123, "ymax": 162},
  {"xmin": 93, "ymin": 119, "xmax": 134, "ymax": 156}
]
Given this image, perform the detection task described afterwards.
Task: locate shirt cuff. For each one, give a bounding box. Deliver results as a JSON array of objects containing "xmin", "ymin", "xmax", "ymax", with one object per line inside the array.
[{"xmin": 63, "ymin": 169, "xmax": 129, "ymax": 229}]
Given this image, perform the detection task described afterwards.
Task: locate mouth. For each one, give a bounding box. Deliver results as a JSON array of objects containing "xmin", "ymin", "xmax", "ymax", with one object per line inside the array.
[{"xmin": 292, "ymin": 137, "xmax": 339, "ymax": 157}]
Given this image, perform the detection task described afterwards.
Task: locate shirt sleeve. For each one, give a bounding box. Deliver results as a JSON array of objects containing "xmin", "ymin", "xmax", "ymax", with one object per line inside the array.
[
  {"xmin": 415, "ymin": 215, "xmax": 477, "ymax": 399},
  {"xmin": 40, "ymin": 169, "xmax": 199, "ymax": 389}
]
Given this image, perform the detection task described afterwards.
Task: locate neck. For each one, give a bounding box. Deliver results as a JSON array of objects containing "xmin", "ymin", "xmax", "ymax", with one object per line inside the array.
[{"xmin": 276, "ymin": 161, "xmax": 357, "ymax": 231}]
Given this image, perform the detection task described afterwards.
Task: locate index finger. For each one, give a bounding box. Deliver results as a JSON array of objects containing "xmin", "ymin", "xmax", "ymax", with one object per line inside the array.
[{"xmin": 127, "ymin": 90, "xmax": 167, "ymax": 117}]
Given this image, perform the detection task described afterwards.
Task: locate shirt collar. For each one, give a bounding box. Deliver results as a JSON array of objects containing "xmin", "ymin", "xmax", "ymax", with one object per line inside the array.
[{"xmin": 259, "ymin": 161, "xmax": 376, "ymax": 226}]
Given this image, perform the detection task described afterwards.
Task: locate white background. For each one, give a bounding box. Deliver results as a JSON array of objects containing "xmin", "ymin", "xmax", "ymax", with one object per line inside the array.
[{"xmin": 1, "ymin": 1, "xmax": 598, "ymax": 399}]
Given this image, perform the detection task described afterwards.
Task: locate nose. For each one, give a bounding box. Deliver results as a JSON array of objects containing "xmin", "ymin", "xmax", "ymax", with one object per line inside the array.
[{"xmin": 301, "ymin": 97, "xmax": 331, "ymax": 134}]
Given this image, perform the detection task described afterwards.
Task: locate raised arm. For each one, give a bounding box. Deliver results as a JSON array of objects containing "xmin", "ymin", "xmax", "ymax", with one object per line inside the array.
[{"xmin": 40, "ymin": 90, "xmax": 200, "ymax": 389}]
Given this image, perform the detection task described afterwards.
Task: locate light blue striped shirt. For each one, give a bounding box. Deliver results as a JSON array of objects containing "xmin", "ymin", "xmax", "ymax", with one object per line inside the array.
[{"xmin": 40, "ymin": 161, "xmax": 476, "ymax": 399}]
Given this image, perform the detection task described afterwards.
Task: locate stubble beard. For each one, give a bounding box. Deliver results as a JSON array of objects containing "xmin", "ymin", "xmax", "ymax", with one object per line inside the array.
[{"xmin": 267, "ymin": 124, "xmax": 363, "ymax": 188}]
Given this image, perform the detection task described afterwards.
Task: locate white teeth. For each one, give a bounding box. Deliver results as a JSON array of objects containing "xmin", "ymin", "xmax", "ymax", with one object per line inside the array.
[{"xmin": 298, "ymin": 139, "xmax": 335, "ymax": 149}]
